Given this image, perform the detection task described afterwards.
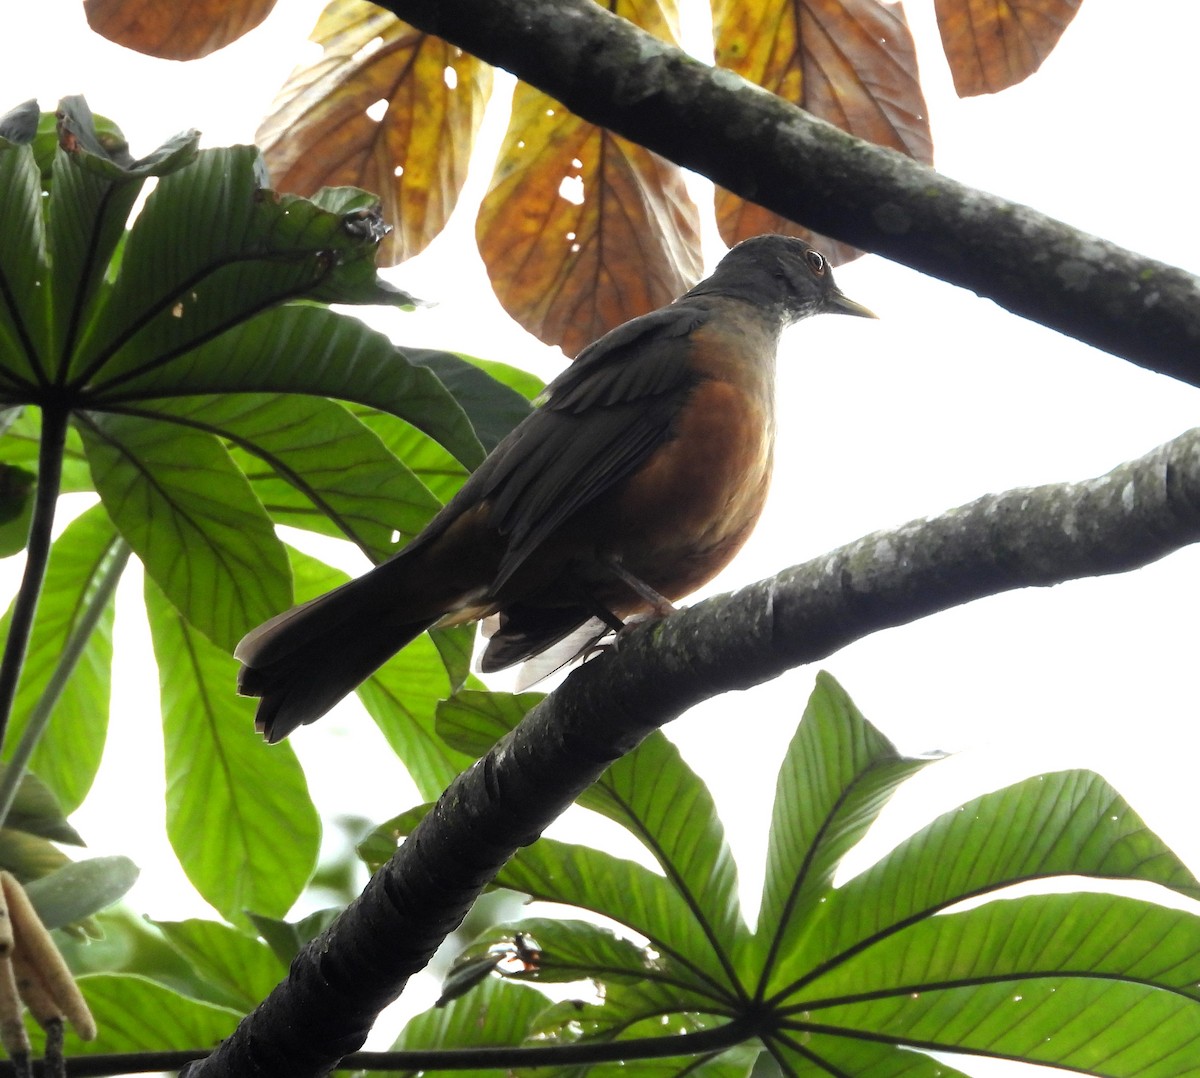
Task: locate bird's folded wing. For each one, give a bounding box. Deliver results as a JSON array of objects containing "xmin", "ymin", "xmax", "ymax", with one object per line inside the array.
[{"xmin": 480, "ymin": 303, "xmax": 710, "ymax": 587}]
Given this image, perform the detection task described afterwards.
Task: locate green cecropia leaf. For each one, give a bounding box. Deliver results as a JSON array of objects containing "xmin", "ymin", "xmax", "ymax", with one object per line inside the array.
[{"xmin": 406, "ymin": 674, "xmax": 1200, "ymax": 1078}]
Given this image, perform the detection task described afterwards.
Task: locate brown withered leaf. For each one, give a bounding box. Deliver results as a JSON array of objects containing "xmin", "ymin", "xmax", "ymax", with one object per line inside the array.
[
  {"xmin": 477, "ymin": 83, "xmax": 702, "ymax": 358},
  {"xmin": 84, "ymin": 0, "xmax": 275, "ymax": 60},
  {"xmin": 257, "ymin": 0, "xmax": 492, "ymax": 264},
  {"xmin": 713, "ymin": 0, "xmax": 933, "ymax": 264},
  {"xmin": 935, "ymin": 0, "xmax": 1082, "ymax": 96},
  {"xmin": 477, "ymin": 0, "xmax": 701, "ymax": 356}
]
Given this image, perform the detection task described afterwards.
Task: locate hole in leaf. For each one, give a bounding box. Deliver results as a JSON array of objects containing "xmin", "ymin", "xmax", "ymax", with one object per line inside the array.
[{"xmin": 558, "ymin": 175, "xmax": 584, "ymax": 205}]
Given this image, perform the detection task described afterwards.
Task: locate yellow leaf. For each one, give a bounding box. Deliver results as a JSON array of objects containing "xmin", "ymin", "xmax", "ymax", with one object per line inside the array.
[
  {"xmin": 477, "ymin": 84, "xmax": 702, "ymax": 358},
  {"xmin": 713, "ymin": 0, "xmax": 933, "ymax": 263},
  {"xmin": 935, "ymin": 0, "xmax": 1083, "ymax": 96},
  {"xmin": 476, "ymin": 0, "xmax": 701, "ymax": 356},
  {"xmin": 257, "ymin": 0, "xmax": 493, "ymax": 264},
  {"xmin": 84, "ymin": 0, "xmax": 275, "ymax": 60}
]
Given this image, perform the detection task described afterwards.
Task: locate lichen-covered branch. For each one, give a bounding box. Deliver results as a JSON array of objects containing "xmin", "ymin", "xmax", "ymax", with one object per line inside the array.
[
  {"xmin": 377, "ymin": 0, "xmax": 1200, "ymax": 387},
  {"xmin": 186, "ymin": 426, "xmax": 1200, "ymax": 1077}
]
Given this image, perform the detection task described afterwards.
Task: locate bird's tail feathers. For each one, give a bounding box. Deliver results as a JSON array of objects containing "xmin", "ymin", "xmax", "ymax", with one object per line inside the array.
[
  {"xmin": 236, "ymin": 570, "xmax": 385, "ymax": 669},
  {"xmin": 236, "ymin": 558, "xmax": 442, "ymax": 742},
  {"xmin": 239, "ymin": 613, "xmax": 437, "ymax": 743}
]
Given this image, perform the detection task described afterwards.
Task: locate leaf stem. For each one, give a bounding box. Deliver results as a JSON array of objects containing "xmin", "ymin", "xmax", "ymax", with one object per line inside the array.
[
  {"xmin": 346, "ymin": 1015, "xmax": 759, "ymax": 1070},
  {"xmin": 0, "ymin": 1015, "xmax": 761, "ymax": 1076},
  {"xmin": 0, "ymin": 405, "xmax": 70, "ymax": 754},
  {"xmin": 0, "ymin": 536, "xmax": 129, "ymax": 830}
]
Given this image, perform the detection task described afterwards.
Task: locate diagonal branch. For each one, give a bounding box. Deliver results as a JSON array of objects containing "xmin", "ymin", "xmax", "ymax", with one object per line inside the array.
[
  {"xmin": 377, "ymin": 0, "xmax": 1200, "ymax": 388},
  {"xmin": 186, "ymin": 427, "xmax": 1200, "ymax": 1077}
]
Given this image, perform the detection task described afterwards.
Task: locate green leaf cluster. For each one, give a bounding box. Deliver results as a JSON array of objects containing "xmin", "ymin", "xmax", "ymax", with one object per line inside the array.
[
  {"xmin": 0, "ymin": 96, "xmax": 534, "ymax": 928},
  {"xmin": 374, "ymin": 675, "xmax": 1200, "ymax": 1078}
]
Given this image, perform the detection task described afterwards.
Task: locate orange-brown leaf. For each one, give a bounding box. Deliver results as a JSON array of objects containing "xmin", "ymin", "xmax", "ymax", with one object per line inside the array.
[
  {"xmin": 713, "ymin": 0, "xmax": 932, "ymax": 262},
  {"xmin": 476, "ymin": 0, "xmax": 700, "ymax": 356},
  {"xmin": 477, "ymin": 82, "xmax": 702, "ymax": 358},
  {"xmin": 257, "ymin": 0, "xmax": 492, "ymax": 264},
  {"xmin": 84, "ymin": 0, "xmax": 274, "ymax": 60},
  {"xmin": 935, "ymin": 0, "xmax": 1082, "ymax": 96}
]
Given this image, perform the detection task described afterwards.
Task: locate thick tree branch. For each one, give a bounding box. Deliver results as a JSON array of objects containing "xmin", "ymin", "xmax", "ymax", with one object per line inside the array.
[
  {"xmin": 187, "ymin": 427, "xmax": 1200, "ymax": 1077},
  {"xmin": 377, "ymin": 0, "xmax": 1200, "ymax": 387}
]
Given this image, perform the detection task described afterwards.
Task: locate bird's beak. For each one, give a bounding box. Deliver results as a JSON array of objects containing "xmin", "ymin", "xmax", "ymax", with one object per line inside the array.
[{"xmin": 826, "ymin": 289, "xmax": 878, "ymax": 319}]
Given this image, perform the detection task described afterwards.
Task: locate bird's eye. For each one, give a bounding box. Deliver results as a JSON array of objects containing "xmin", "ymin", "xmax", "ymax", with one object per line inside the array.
[{"xmin": 805, "ymin": 249, "xmax": 826, "ymax": 276}]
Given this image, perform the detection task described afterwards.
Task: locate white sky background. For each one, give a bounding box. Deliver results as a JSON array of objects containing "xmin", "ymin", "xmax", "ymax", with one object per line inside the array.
[{"xmin": 3, "ymin": 0, "xmax": 1200, "ymax": 1069}]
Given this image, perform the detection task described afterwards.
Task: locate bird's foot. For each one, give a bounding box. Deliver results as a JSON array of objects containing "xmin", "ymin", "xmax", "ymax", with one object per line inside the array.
[
  {"xmin": 578, "ymin": 612, "xmax": 664, "ymax": 666},
  {"xmin": 602, "ymin": 558, "xmax": 677, "ymax": 616}
]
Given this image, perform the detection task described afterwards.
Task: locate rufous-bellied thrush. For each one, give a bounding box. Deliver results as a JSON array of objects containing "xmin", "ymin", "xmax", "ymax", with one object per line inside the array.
[{"xmin": 236, "ymin": 234, "xmax": 875, "ymax": 741}]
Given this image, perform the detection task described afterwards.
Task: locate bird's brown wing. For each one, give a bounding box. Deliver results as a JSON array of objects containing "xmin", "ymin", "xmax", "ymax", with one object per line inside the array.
[{"xmin": 410, "ymin": 301, "xmax": 711, "ymax": 592}]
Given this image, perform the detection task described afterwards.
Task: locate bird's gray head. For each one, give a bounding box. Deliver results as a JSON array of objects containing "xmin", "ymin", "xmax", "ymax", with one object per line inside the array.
[{"xmin": 692, "ymin": 234, "xmax": 876, "ymax": 325}]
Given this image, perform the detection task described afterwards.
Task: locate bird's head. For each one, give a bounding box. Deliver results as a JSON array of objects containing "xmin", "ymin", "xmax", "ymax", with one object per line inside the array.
[{"xmin": 698, "ymin": 234, "xmax": 877, "ymax": 325}]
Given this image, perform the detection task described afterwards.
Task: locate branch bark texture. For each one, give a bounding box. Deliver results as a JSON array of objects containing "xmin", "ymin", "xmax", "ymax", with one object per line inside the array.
[
  {"xmin": 188, "ymin": 427, "xmax": 1200, "ymax": 1077},
  {"xmin": 377, "ymin": 0, "xmax": 1200, "ymax": 387}
]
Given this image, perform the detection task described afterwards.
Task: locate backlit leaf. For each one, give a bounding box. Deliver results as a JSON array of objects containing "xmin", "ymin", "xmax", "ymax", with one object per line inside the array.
[
  {"xmin": 777, "ymin": 770, "xmax": 1200, "ymax": 993},
  {"xmin": 0, "ymin": 463, "xmax": 34, "ymax": 556},
  {"xmin": 532, "ymin": 993, "xmax": 754, "ymax": 1078},
  {"xmin": 407, "ymin": 350, "xmax": 536, "ymax": 452},
  {"xmin": 73, "ymin": 146, "xmax": 411, "ymax": 390},
  {"xmin": 772, "ymin": 896, "xmax": 1200, "ymax": 1073},
  {"xmin": 802, "ymin": 892, "xmax": 1200, "ymax": 1004},
  {"xmin": 2, "ymin": 505, "xmax": 122, "ymax": 811},
  {"xmin": 147, "ymin": 579, "xmax": 320, "ymax": 922},
  {"xmin": 57, "ymin": 974, "xmax": 237, "ymax": 1058},
  {"xmin": 713, "ymin": 0, "xmax": 932, "ymax": 263},
  {"xmin": 95, "ymin": 303, "xmax": 485, "ymax": 471},
  {"xmin": 286, "ymin": 548, "xmax": 473, "ymax": 798},
  {"xmin": 388, "ymin": 977, "xmax": 550, "ymax": 1078},
  {"xmin": 358, "ymin": 635, "xmax": 475, "ymax": 798},
  {"xmin": 497, "ymin": 838, "xmax": 739, "ymax": 996},
  {"xmin": 768, "ymin": 1032, "xmax": 972, "ymax": 1077},
  {"xmin": 153, "ymin": 918, "xmax": 286, "ymax": 1012},
  {"xmin": 0, "ymin": 768, "xmax": 82, "ymax": 846},
  {"xmin": 259, "ymin": 0, "xmax": 493, "ymax": 263},
  {"xmin": 584, "ymin": 732, "xmax": 749, "ymax": 961},
  {"xmin": 0, "ymin": 123, "xmax": 50, "ymax": 385},
  {"xmin": 436, "ymin": 689, "xmax": 540, "ymax": 756},
  {"xmin": 84, "ymin": 0, "xmax": 276, "ymax": 60},
  {"xmin": 353, "ymin": 404, "xmax": 470, "ymax": 504},
  {"xmin": 358, "ymin": 803, "xmax": 431, "ymax": 873},
  {"xmin": 48, "ymin": 98, "xmax": 199, "ymax": 372},
  {"xmin": 750, "ymin": 672, "xmax": 933, "ymax": 990},
  {"xmin": 132, "ymin": 393, "xmax": 440, "ymax": 563},
  {"xmin": 478, "ymin": 3, "xmax": 702, "ymax": 356},
  {"xmin": 935, "ymin": 0, "xmax": 1083, "ymax": 97},
  {"xmin": 247, "ymin": 907, "xmax": 342, "ymax": 966},
  {"xmin": 0, "ymin": 828, "xmax": 69, "ymax": 883},
  {"xmin": 0, "ymin": 409, "xmax": 94, "ymax": 495},
  {"xmin": 78, "ymin": 411, "xmax": 290, "ymax": 652},
  {"xmin": 798, "ymin": 978, "xmax": 1200, "ymax": 1077},
  {"xmin": 437, "ymin": 691, "xmax": 747, "ymax": 955}
]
